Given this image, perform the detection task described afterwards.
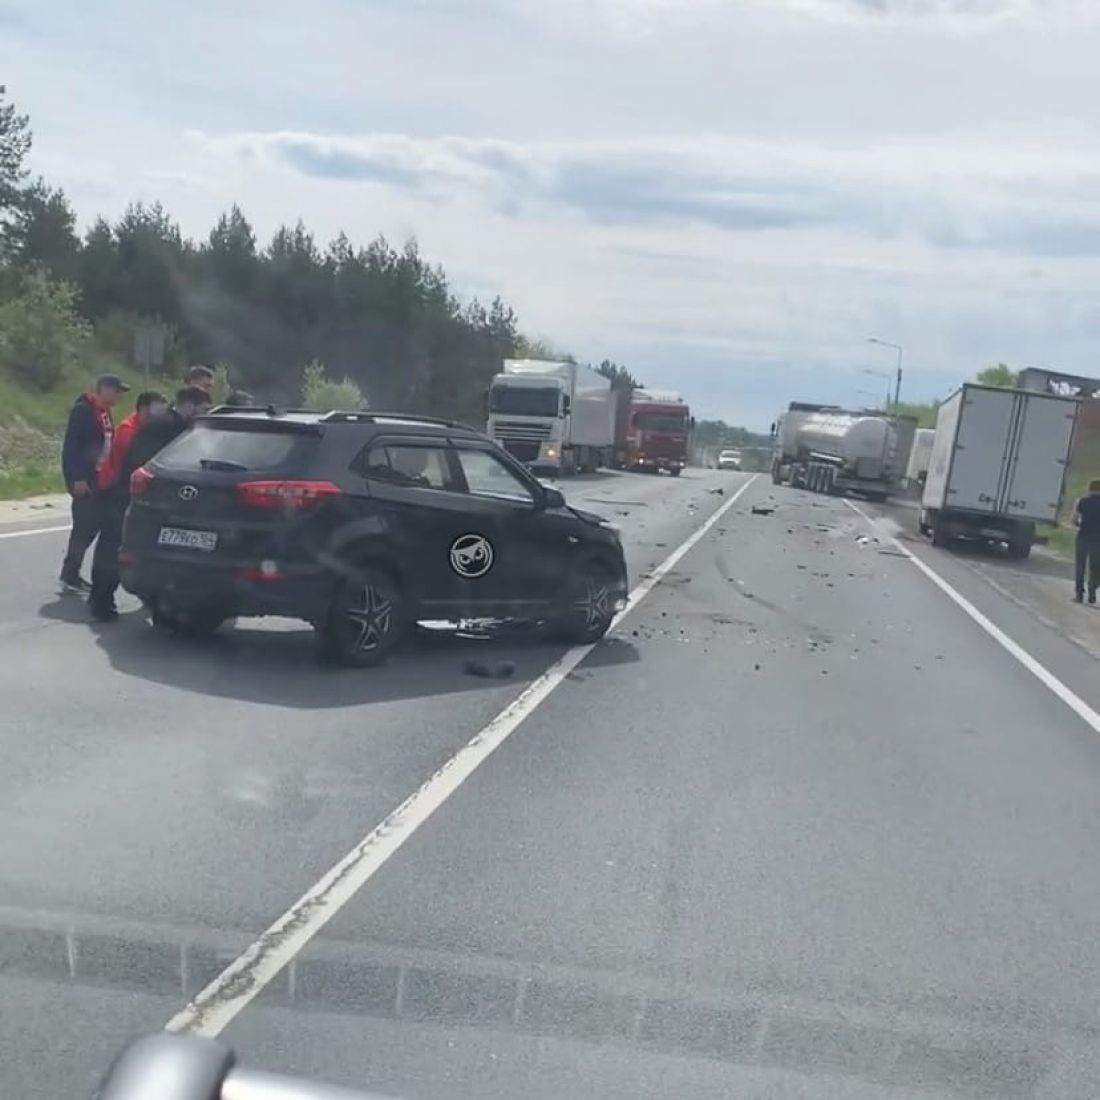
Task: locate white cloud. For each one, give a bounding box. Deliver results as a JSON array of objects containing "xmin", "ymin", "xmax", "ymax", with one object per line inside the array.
[
  {"xmin": 194, "ymin": 128, "xmax": 1100, "ymax": 257},
  {"xmin": 763, "ymin": 0, "xmax": 1100, "ymax": 26}
]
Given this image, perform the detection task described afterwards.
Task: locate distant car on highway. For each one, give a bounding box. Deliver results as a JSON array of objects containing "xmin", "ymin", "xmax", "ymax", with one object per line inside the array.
[
  {"xmin": 120, "ymin": 408, "xmax": 628, "ymax": 666},
  {"xmin": 717, "ymin": 448, "xmax": 742, "ymax": 470}
]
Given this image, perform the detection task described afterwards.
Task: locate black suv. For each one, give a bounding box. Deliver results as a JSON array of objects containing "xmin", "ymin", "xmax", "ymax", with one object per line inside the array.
[{"xmin": 120, "ymin": 408, "xmax": 628, "ymax": 665}]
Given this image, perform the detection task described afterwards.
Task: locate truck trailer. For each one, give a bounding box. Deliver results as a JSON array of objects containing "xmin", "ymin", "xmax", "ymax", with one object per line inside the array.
[
  {"xmin": 920, "ymin": 383, "xmax": 1078, "ymax": 559},
  {"xmin": 486, "ymin": 360, "xmax": 615, "ymax": 474},
  {"xmin": 612, "ymin": 387, "xmax": 692, "ymax": 475},
  {"xmin": 770, "ymin": 403, "xmax": 916, "ymax": 501}
]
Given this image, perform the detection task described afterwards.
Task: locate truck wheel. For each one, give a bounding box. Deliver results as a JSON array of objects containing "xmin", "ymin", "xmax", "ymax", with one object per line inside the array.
[
  {"xmin": 1006, "ymin": 541, "xmax": 1032, "ymax": 561},
  {"xmin": 918, "ymin": 510, "xmax": 931, "ymax": 537},
  {"xmin": 320, "ymin": 566, "xmax": 405, "ymax": 667},
  {"xmin": 931, "ymin": 521, "xmax": 952, "ymax": 548},
  {"xmin": 669, "ymin": 466, "xmax": 682, "ymax": 477}
]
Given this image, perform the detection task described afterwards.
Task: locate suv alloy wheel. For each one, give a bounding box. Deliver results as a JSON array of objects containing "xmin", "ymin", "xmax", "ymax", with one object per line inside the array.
[
  {"xmin": 548, "ymin": 562, "xmax": 619, "ymax": 644},
  {"xmin": 320, "ymin": 565, "xmax": 405, "ymax": 667}
]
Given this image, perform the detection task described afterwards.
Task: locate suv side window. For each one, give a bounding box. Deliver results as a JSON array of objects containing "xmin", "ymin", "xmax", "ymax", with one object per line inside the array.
[
  {"xmin": 359, "ymin": 443, "xmax": 456, "ymax": 491},
  {"xmin": 455, "ymin": 448, "xmax": 535, "ymax": 504}
]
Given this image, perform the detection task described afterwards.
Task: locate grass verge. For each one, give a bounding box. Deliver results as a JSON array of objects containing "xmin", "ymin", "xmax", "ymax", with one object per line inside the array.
[{"xmin": 0, "ymin": 464, "xmax": 65, "ymax": 501}]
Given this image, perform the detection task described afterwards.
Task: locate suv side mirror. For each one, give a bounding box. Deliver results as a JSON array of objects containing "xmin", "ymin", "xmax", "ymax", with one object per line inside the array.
[
  {"xmin": 561, "ymin": 395, "xmax": 571, "ymax": 418},
  {"xmin": 541, "ymin": 486, "xmax": 566, "ymax": 509}
]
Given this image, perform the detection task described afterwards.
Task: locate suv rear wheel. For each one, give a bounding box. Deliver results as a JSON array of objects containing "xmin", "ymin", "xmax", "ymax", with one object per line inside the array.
[
  {"xmin": 320, "ymin": 566, "xmax": 405, "ymax": 667},
  {"xmin": 548, "ymin": 563, "xmax": 619, "ymax": 645}
]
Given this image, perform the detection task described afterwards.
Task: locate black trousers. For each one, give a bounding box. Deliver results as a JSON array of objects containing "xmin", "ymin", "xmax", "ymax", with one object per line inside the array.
[
  {"xmin": 1075, "ymin": 534, "xmax": 1100, "ymax": 598},
  {"xmin": 90, "ymin": 492, "xmax": 127, "ymax": 608},
  {"xmin": 61, "ymin": 492, "xmax": 101, "ymax": 579}
]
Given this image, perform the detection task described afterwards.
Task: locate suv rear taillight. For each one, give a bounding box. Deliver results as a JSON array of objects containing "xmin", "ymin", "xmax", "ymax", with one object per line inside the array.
[
  {"xmin": 131, "ymin": 467, "xmax": 155, "ymax": 496},
  {"xmin": 236, "ymin": 480, "xmax": 342, "ymax": 511}
]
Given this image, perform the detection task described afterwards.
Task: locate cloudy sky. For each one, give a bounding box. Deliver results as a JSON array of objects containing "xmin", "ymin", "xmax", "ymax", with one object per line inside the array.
[{"xmin": 3, "ymin": 0, "xmax": 1100, "ymax": 427}]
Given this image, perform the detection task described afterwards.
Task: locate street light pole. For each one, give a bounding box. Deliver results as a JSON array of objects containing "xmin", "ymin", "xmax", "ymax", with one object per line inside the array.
[{"xmin": 869, "ymin": 337, "xmax": 903, "ymax": 406}]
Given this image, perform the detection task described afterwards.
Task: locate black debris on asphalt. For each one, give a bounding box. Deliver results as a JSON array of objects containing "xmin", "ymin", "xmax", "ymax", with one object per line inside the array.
[
  {"xmin": 463, "ymin": 659, "xmax": 517, "ymax": 679},
  {"xmin": 751, "ymin": 506, "xmax": 775, "ymax": 516}
]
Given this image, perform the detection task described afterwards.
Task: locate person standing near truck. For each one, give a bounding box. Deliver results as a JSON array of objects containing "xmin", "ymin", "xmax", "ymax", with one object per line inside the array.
[
  {"xmin": 58, "ymin": 373, "xmax": 130, "ymax": 593},
  {"xmin": 1074, "ymin": 479, "xmax": 1100, "ymax": 604}
]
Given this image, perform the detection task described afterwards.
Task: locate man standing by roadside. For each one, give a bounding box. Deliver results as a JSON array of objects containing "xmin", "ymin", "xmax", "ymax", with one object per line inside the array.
[
  {"xmin": 96, "ymin": 390, "xmax": 169, "ymax": 493},
  {"xmin": 59, "ymin": 373, "xmax": 129, "ymax": 593},
  {"xmin": 89, "ymin": 386, "xmax": 212, "ymax": 621},
  {"xmin": 1075, "ymin": 479, "xmax": 1100, "ymax": 605}
]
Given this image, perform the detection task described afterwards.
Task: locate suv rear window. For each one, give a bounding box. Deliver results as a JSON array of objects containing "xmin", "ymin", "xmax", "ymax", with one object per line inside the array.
[{"xmin": 153, "ymin": 425, "xmax": 312, "ymax": 472}]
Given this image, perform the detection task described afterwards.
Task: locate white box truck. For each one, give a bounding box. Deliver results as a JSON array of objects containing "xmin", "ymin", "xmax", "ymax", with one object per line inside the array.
[
  {"xmin": 487, "ymin": 359, "xmax": 615, "ymax": 474},
  {"xmin": 920, "ymin": 384, "xmax": 1079, "ymax": 559}
]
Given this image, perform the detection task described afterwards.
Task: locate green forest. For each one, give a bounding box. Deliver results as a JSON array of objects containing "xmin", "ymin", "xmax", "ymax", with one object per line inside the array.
[{"xmin": 0, "ymin": 86, "xmax": 522, "ymax": 429}]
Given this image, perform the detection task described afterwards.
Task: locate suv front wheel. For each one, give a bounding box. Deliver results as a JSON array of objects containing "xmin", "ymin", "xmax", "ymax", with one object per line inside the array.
[
  {"xmin": 547, "ymin": 563, "xmax": 619, "ymax": 645},
  {"xmin": 320, "ymin": 566, "xmax": 405, "ymax": 667}
]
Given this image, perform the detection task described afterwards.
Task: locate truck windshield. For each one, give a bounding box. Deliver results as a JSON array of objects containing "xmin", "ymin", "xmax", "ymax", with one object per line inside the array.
[
  {"xmin": 489, "ymin": 385, "xmax": 561, "ymax": 417},
  {"xmin": 635, "ymin": 411, "xmax": 688, "ymax": 432}
]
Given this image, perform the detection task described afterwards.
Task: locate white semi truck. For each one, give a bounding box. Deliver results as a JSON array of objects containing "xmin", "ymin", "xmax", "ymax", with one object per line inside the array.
[
  {"xmin": 770, "ymin": 403, "xmax": 916, "ymax": 501},
  {"xmin": 487, "ymin": 359, "xmax": 615, "ymax": 474},
  {"xmin": 920, "ymin": 384, "xmax": 1079, "ymax": 559}
]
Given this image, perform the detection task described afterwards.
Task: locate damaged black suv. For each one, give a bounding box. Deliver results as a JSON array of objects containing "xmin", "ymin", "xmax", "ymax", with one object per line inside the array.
[{"xmin": 120, "ymin": 408, "xmax": 629, "ymax": 665}]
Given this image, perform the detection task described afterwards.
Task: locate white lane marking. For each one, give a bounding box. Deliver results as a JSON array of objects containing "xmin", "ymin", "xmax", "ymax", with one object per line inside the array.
[
  {"xmin": 166, "ymin": 473, "xmax": 759, "ymax": 1036},
  {"xmin": 0, "ymin": 524, "xmax": 71, "ymax": 541},
  {"xmin": 844, "ymin": 498, "xmax": 1100, "ymax": 735}
]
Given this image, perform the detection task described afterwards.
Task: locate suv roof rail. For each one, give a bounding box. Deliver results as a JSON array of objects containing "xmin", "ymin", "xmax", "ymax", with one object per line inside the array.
[
  {"xmin": 207, "ymin": 404, "xmax": 316, "ymax": 417},
  {"xmin": 319, "ymin": 410, "xmax": 475, "ymax": 431}
]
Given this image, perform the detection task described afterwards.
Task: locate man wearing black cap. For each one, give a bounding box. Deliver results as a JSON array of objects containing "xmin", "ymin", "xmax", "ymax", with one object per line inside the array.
[{"xmin": 59, "ymin": 373, "xmax": 129, "ymax": 592}]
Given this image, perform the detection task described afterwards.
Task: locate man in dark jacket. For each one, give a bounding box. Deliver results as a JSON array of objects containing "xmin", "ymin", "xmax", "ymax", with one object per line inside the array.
[
  {"xmin": 89, "ymin": 385, "xmax": 212, "ymax": 621},
  {"xmin": 1075, "ymin": 479, "xmax": 1100, "ymax": 604},
  {"xmin": 59, "ymin": 374, "xmax": 130, "ymax": 592}
]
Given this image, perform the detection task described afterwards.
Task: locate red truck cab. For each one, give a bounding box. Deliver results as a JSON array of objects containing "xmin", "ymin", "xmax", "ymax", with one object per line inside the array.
[{"xmin": 614, "ymin": 388, "xmax": 692, "ymax": 475}]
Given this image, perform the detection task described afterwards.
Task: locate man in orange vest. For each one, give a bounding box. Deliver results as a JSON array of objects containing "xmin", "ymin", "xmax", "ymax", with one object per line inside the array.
[{"xmin": 97, "ymin": 390, "xmax": 169, "ymax": 493}]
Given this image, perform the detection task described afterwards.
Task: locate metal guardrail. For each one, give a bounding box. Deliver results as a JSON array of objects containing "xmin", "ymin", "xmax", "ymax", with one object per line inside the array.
[{"xmin": 0, "ymin": 904, "xmax": 1054, "ymax": 1097}]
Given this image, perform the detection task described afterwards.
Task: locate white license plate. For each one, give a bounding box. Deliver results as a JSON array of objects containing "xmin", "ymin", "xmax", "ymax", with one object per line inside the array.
[{"xmin": 158, "ymin": 526, "xmax": 218, "ymax": 552}]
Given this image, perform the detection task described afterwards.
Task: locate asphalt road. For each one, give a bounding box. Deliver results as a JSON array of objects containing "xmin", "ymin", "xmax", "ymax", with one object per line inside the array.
[{"xmin": 4, "ymin": 470, "xmax": 1100, "ymax": 1098}]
